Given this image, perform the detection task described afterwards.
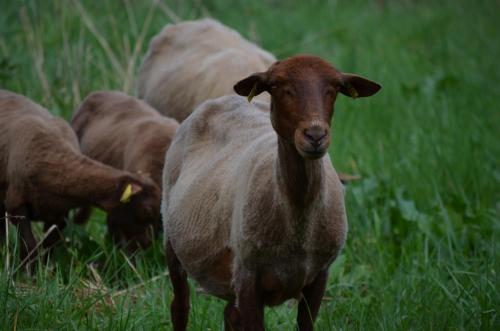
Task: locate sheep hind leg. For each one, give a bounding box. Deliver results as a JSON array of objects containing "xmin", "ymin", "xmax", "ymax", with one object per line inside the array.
[
  {"xmin": 224, "ymin": 301, "xmax": 241, "ymax": 331},
  {"xmin": 165, "ymin": 240, "xmax": 190, "ymax": 331},
  {"xmin": 297, "ymin": 269, "xmax": 329, "ymax": 331}
]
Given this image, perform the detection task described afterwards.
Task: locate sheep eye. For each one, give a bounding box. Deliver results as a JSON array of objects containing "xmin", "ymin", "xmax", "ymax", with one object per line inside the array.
[{"xmin": 282, "ymin": 87, "xmax": 295, "ymax": 97}]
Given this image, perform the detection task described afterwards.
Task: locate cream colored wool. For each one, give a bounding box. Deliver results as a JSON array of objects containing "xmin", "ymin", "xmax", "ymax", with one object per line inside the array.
[
  {"xmin": 162, "ymin": 95, "xmax": 347, "ymax": 300},
  {"xmin": 137, "ymin": 19, "xmax": 276, "ymax": 122}
]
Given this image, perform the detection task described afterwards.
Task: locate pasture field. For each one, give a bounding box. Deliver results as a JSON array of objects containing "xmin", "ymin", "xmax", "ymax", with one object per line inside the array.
[{"xmin": 1, "ymin": 0, "xmax": 499, "ymax": 329}]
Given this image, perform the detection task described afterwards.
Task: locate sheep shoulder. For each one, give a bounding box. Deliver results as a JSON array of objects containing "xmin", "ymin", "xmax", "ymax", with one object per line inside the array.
[{"xmin": 137, "ymin": 19, "xmax": 275, "ymax": 121}]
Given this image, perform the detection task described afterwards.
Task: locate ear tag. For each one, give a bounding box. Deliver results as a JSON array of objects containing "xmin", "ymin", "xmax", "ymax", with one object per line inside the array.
[
  {"xmin": 120, "ymin": 184, "xmax": 133, "ymax": 203},
  {"xmin": 346, "ymin": 83, "xmax": 359, "ymax": 98},
  {"xmin": 247, "ymin": 83, "xmax": 257, "ymax": 103}
]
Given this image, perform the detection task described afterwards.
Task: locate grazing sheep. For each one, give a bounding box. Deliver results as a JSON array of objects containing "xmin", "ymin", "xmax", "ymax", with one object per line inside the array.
[
  {"xmin": 0, "ymin": 90, "xmax": 158, "ymax": 261},
  {"xmin": 71, "ymin": 90, "xmax": 179, "ymax": 239},
  {"xmin": 137, "ymin": 18, "xmax": 276, "ymax": 122},
  {"xmin": 162, "ymin": 55, "xmax": 381, "ymax": 330}
]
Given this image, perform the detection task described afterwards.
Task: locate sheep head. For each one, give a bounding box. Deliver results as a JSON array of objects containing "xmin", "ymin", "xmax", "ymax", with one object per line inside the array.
[
  {"xmin": 234, "ymin": 54, "xmax": 381, "ymax": 159},
  {"xmin": 106, "ymin": 175, "xmax": 161, "ymax": 251}
]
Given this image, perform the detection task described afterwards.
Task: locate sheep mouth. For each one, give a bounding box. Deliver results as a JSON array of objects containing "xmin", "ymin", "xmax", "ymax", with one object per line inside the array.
[{"xmin": 297, "ymin": 147, "xmax": 327, "ymax": 160}]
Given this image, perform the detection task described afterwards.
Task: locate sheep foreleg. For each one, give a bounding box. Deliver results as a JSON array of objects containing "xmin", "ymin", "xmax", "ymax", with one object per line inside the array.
[
  {"xmin": 235, "ymin": 268, "xmax": 264, "ymax": 331},
  {"xmin": 224, "ymin": 300, "xmax": 241, "ymax": 331},
  {"xmin": 0, "ymin": 204, "xmax": 5, "ymax": 241},
  {"xmin": 16, "ymin": 217, "xmax": 38, "ymax": 265},
  {"xmin": 297, "ymin": 269, "xmax": 329, "ymax": 331},
  {"xmin": 42, "ymin": 215, "xmax": 67, "ymax": 250}
]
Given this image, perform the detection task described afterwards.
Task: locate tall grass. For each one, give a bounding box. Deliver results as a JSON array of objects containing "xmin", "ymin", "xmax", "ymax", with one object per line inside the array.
[{"xmin": 1, "ymin": 0, "xmax": 499, "ymax": 329}]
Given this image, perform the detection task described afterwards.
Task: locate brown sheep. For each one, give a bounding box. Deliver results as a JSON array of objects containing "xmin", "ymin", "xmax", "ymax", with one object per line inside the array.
[
  {"xmin": 71, "ymin": 90, "xmax": 179, "ymax": 242},
  {"xmin": 161, "ymin": 55, "xmax": 381, "ymax": 330},
  {"xmin": 137, "ymin": 18, "xmax": 276, "ymax": 122},
  {"xmin": 0, "ymin": 90, "xmax": 158, "ymax": 261}
]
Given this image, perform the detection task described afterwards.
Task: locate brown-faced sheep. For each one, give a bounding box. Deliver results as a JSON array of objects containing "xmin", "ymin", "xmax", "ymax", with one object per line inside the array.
[
  {"xmin": 0, "ymin": 90, "xmax": 158, "ymax": 261},
  {"xmin": 71, "ymin": 90, "xmax": 179, "ymax": 240},
  {"xmin": 137, "ymin": 18, "xmax": 276, "ymax": 122},
  {"xmin": 161, "ymin": 55, "xmax": 381, "ymax": 330}
]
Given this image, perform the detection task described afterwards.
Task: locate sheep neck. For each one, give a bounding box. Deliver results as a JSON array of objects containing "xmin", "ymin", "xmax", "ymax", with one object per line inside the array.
[
  {"xmin": 38, "ymin": 147, "xmax": 122, "ymax": 210},
  {"xmin": 275, "ymin": 137, "xmax": 324, "ymax": 209}
]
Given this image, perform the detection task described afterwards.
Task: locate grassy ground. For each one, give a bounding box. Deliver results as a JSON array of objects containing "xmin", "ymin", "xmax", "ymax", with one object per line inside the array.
[{"xmin": 1, "ymin": 0, "xmax": 499, "ymax": 330}]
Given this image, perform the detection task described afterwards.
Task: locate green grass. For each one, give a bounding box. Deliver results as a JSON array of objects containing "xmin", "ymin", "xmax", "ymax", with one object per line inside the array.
[{"xmin": 1, "ymin": 0, "xmax": 499, "ymax": 329}]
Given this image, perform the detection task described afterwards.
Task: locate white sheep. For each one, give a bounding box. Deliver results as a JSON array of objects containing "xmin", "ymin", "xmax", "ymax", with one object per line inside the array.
[{"xmin": 137, "ymin": 18, "xmax": 276, "ymax": 122}]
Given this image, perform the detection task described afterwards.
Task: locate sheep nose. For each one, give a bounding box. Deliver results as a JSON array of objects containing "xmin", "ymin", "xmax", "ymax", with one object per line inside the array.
[{"xmin": 303, "ymin": 127, "xmax": 327, "ymax": 147}]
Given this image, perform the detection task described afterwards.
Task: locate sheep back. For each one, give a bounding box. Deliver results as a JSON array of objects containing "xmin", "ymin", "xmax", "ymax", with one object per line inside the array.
[
  {"xmin": 71, "ymin": 90, "xmax": 179, "ymax": 186},
  {"xmin": 137, "ymin": 18, "xmax": 276, "ymax": 122}
]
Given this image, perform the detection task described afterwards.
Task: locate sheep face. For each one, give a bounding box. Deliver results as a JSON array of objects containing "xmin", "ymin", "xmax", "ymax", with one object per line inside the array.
[{"xmin": 234, "ymin": 55, "xmax": 381, "ymax": 159}]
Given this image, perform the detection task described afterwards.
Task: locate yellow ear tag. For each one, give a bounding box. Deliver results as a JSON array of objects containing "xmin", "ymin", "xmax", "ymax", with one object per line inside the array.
[
  {"xmin": 120, "ymin": 184, "xmax": 133, "ymax": 203},
  {"xmin": 347, "ymin": 83, "xmax": 359, "ymax": 98},
  {"xmin": 247, "ymin": 83, "xmax": 257, "ymax": 103}
]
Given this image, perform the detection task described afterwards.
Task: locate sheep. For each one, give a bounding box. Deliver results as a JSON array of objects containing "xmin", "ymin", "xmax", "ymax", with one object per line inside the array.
[
  {"xmin": 161, "ymin": 55, "xmax": 381, "ymax": 330},
  {"xmin": 0, "ymin": 90, "xmax": 159, "ymax": 262},
  {"xmin": 71, "ymin": 90, "xmax": 179, "ymax": 240},
  {"xmin": 137, "ymin": 18, "xmax": 276, "ymax": 122}
]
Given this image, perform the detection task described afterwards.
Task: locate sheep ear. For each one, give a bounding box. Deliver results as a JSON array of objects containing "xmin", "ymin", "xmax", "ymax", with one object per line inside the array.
[
  {"xmin": 339, "ymin": 73, "xmax": 381, "ymax": 98},
  {"xmin": 120, "ymin": 183, "xmax": 142, "ymax": 203},
  {"xmin": 234, "ymin": 72, "xmax": 268, "ymax": 102},
  {"xmin": 337, "ymin": 172, "xmax": 361, "ymax": 184}
]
